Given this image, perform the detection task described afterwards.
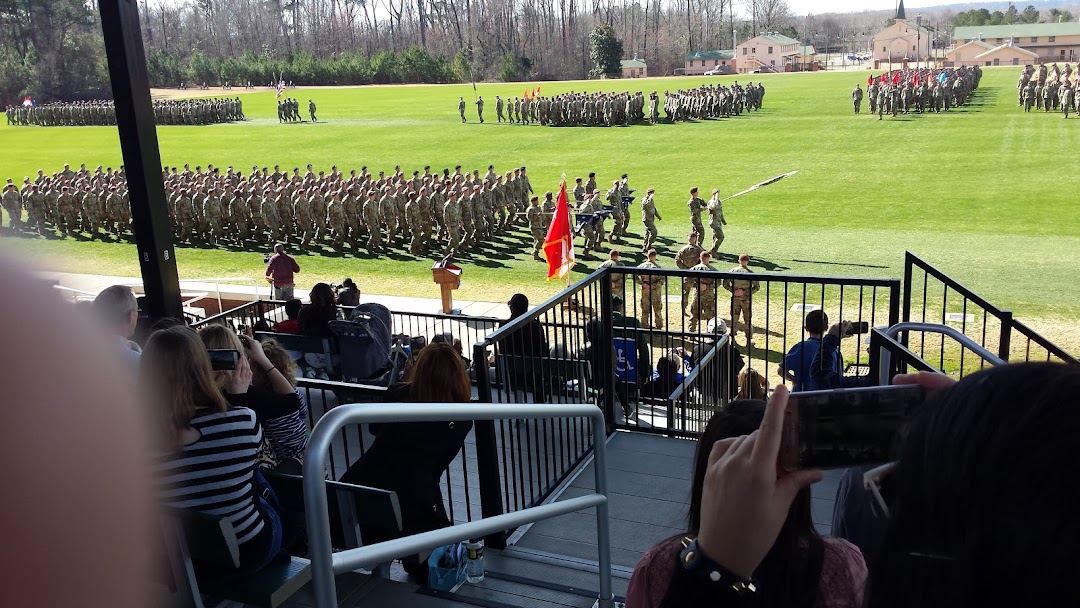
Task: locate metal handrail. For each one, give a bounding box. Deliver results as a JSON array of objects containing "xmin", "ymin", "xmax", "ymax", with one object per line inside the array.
[
  {"xmin": 303, "ymin": 402, "xmax": 615, "ymax": 608},
  {"xmin": 876, "ymin": 322, "xmax": 1005, "ymax": 385}
]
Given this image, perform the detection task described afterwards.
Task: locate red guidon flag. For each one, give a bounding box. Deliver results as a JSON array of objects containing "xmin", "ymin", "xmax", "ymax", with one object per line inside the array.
[{"xmin": 542, "ymin": 180, "xmax": 575, "ymax": 281}]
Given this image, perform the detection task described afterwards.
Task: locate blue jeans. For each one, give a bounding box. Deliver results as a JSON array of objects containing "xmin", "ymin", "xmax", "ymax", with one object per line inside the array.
[{"xmin": 241, "ymin": 470, "xmax": 285, "ymax": 572}]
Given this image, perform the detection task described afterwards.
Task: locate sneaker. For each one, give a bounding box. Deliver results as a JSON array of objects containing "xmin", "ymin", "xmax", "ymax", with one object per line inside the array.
[
  {"xmin": 304, "ymin": 367, "xmax": 317, "ymax": 379},
  {"xmin": 317, "ymin": 370, "xmax": 330, "ymax": 381}
]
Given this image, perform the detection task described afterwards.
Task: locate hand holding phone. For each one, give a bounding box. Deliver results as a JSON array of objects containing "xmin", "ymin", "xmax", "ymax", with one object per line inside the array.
[
  {"xmin": 781, "ymin": 385, "xmax": 926, "ymax": 470},
  {"xmin": 207, "ymin": 349, "xmax": 240, "ymax": 371},
  {"xmin": 696, "ymin": 385, "xmax": 823, "ymax": 579}
]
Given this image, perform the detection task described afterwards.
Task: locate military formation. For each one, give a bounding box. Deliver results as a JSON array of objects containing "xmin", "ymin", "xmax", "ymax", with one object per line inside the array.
[
  {"xmin": 0, "ymin": 163, "xmax": 547, "ymax": 256},
  {"xmin": 5, "ymin": 98, "xmax": 245, "ymax": 126},
  {"xmin": 1, "ymin": 166, "xmax": 132, "ymax": 238},
  {"xmin": 459, "ymin": 83, "xmax": 767, "ymax": 127},
  {"xmin": 1017, "ymin": 63, "xmax": 1080, "ymax": 118},
  {"xmin": 851, "ymin": 66, "xmax": 982, "ymax": 120},
  {"xmin": 277, "ymin": 98, "xmax": 317, "ymax": 123}
]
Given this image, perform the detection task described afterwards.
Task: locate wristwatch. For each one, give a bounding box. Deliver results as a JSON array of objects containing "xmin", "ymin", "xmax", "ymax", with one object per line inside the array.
[{"xmin": 678, "ymin": 536, "xmax": 758, "ymax": 597}]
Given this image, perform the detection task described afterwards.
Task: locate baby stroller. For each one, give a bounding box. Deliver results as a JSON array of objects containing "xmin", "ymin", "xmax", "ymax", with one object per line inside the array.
[{"xmin": 330, "ymin": 303, "xmax": 406, "ymax": 387}]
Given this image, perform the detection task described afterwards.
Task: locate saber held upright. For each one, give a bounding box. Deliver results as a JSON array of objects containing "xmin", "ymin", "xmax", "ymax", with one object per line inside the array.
[{"xmin": 725, "ymin": 170, "xmax": 799, "ymax": 202}]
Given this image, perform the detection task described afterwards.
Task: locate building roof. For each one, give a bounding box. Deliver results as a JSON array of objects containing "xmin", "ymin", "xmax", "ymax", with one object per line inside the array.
[
  {"xmin": 799, "ymin": 45, "xmax": 816, "ymax": 56},
  {"xmin": 896, "ymin": 0, "xmax": 906, "ymax": 20},
  {"xmin": 975, "ymin": 44, "xmax": 1040, "ymax": 60},
  {"xmin": 621, "ymin": 59, "xmax": 647, "ymax": 69},
  {"xmin": 687, "ymin": 50, "xmax": 735, "ymax": 61},
  {"xmin": 954, "ymin": 22, "xmax": 1080, "ymax": 40},
  {"xmin": 949, "ymin": 39, "xmax": 996, "ymax": 53},
  {"xmin": 758, "ymin": 33, "xmax": 801, "ymax": 46}
]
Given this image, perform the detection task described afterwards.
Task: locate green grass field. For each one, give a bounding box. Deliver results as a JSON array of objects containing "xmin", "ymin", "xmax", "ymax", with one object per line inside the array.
[{"xmin": 2, "ymin": 67, "xmax": 1079, "ymax": 331}]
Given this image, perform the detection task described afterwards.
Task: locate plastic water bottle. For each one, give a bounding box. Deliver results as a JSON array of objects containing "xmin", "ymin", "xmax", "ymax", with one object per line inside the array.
[{"xmin": 465, "ymin": 539, "xmax": 485, "ymax": 583}]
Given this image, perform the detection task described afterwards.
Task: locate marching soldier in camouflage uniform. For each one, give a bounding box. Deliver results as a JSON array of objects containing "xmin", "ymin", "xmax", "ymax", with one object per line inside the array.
[
  {"xmin": 405, "ymin": 192, "xmax": 424, "ymax": 254},
  {"xmin": 25, "ymin": 184, "xmax": 47, "ymax": 235},
  {"xmin": 675, "ymin": 232, "xmax": 704, "ymax": 315},
  {"xmin": 443, "ymin": 191, "xmax": 462, "ymax": 253},
  {"xmin": 203, "ymin": 188, "xmax": 223, "ymax": 244},
  {"xmin": 326, "ymin": 193, "xmax": 346, "ymax": 250},
  {"xmin": 379, "ymin": 186, "xmax": 397, "ymax": 245},
  {"xmin": 617, "ymin": 173, "xmax": 631, "ymax": 236},
  {"xmin": 295, "ymin": 189, "xmax": 314, "ymax": 248},
  {"xmin": 606, "ymin": 180, "xmax": 624, "ymax": 243},
  {"xmin": 2, "ymin": 181, "xmax": 23, "ymax": 233},
  {"xmin": 526, "ymin": 195, "xmax": 545, "ymax": 259},
  {"xmin": 687, "ymin": 250, "xmax": 718, "ymax": 333},
  {"xmin": 363, "ymin": 191, "xmax": 382, "ymax": 252},
  {"xmin": 640, "ymin": 188, "xmax": 660, "ymax": 252},
  {"xmin": 706, "ymin": 189, "xmax": 727, "ymax": 254},
  {"xmin": 687, "ymin": 187, "xmax": 705, "ymax": 242},
  {"xmin": 636, "ymin": 248, "xmax": 665, "ymax": 329},
  {"xmin": 722, "ymin": 253, "xmax": 760, "ymax": 346}
]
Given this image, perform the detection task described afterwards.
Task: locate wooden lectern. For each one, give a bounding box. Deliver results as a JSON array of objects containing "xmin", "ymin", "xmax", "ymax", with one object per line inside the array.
[{"xmin": 432, "ymin": 259, "xmax": 462, "ymax": 314}]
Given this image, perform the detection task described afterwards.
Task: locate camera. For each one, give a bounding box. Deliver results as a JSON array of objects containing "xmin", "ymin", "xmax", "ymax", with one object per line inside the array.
[
  {"xmin": 330, "ymin": 282, "xmax": 342, "ymax": 292},
  {"xmin": 263, "ymin": 253, "xmax": 271, "ymax": 263}
]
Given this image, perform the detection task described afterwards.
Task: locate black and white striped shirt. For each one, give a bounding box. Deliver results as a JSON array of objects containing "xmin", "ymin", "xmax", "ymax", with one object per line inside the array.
[{"xmin": 155, "ymin": 407, "xmax": 266, "ymax": 545}]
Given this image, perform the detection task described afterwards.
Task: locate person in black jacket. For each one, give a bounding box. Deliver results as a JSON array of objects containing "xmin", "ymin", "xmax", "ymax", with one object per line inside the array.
[
  {"xmin": 501, "ymin": 293, "xmax": 550, "ymax": 402},
  {"xmin": 298, "ymin": 282, "xmax": 340, "ymax": 338},
  {"xmin": 338, "ymin": 342, "xmax": 473, "ymax": 581}
]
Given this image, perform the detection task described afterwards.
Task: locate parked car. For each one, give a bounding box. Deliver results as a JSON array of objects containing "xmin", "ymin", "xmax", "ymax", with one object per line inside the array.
[{"xmin": 704, "ymin": 68, "xmax": 722, "ymax": 76}]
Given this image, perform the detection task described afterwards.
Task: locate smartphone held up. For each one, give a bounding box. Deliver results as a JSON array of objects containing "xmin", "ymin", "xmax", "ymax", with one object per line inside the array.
[
  {"xmin": 781, "ymin": 385, "xmax": 926, "ymax": 471},
  {"xmin": 207, "ymin": 349, "xmax": 240, "ymax": 371}
]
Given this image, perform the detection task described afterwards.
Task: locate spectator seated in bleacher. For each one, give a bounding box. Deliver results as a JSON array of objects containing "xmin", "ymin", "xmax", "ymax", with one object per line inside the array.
[
  {"xmin": 500, "ymin": 293, "xmax": 549, "ymax": 402},
  {"xmin": 339, "ymin": 342, "xmax": 473, "ymax": 582},
  {"xmin": 198, "ymin": 324, "xmax": 308, "ymax": 473},
  {"xmin": 144, "ymin": 327, "xmax": 285, "ymax": 572},
  {"xmin": 627, "ymin": 400, "xmax": 867, "ymax": 607},
  {"xmin": 661, "ymin": 365, "xmax": 1080, "ymax": 607},
  {"xmin": 810, "ymin": 320, "xmax": 871, "ymax": 390},
  {"xmin": 684, "ymin": 319, "xmax": 745, "ymax": 402},
  {"xmin": 335, "ymin": 278, "xmax": 360, "ymax": 307},
  {"xmin": 642, "ymin": 353, "xmax": 682, "ymax": 399},
  {"xmin": 779, "ymin": 310, "xmax": 841, "ymax": 392},
  {"xmin": 737, "ymin": 367, "xmax": 767, "ymax": 400},
  {"xmin": 93, "ymin": 284, "xmax": 141, "ymax": 370},
  {"xmin": 298, "ymin": 283, "xmax": 340, "ymax": 338},
  {"xmin": 273, "ymin": 299, "xmax": 303, "ymax": 335}
]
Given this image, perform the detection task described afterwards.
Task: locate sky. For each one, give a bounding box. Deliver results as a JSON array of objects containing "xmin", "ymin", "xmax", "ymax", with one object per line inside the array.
[{"xmin": 785, "ymin": 0, "xmax": 939, "ymax": 17}]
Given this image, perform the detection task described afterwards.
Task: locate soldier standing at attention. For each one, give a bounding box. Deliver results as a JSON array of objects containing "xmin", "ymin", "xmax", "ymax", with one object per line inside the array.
[
  {"xmin": 687, "ymin": 250, "xmax": 718, "ymax": 333},
  {"xmin": 852, "ymin": 84, "xmax": 863, "ymax": 114},
  {"xmin": 308, "ymin": 99, "xmax": 317, "ymax": 122},
  {"xmin": 496, "ymin": 96, "xmax": 505, "ymax": 123},
  {"xmin": 675, "ymin": 232, "xmax": 704, "ymax": 316},
  {"xmin": 599, "ymin": 249, "xmax": 626, "ymax": 301},
  {"xmin": 458, "ymin": 97, "xmax": 467, "ymax": 123},
  {"xmin": 475, "ymin": 96, "xmax": 485, "ymax": 124},
  {"xmin": 687, "ymin": 187, "xmax": 705, "ymax": 242},
  {"xmin": 723, "ymin": 253, "xmax": 760, "ymax": 347},
  {"xmin": 542, "ymin": 191, "xmax": 556, "ymax": 213},
  {"xmin": 640, "ymin": 188, "xmax": 661, "ymax": 252},
  {"xmin": 706, "ymin": 188, "xmax": 727, "ymax": 254},
  {"xmin": 636, "ymin": 248, "xmax": 665, "ymax": 329},
  {"xmin": 526, "ymin": 196, "xmax": 545, "ymax": 260}
]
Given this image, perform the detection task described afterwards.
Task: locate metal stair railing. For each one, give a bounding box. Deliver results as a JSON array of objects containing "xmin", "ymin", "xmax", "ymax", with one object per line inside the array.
[
  {"xmin": 872, "ymin": 322, "xmax": 1006, "ymax": 386},
  {"xmin": 303, "ymin": 402, "xmax": 616, "ymax": 608}
]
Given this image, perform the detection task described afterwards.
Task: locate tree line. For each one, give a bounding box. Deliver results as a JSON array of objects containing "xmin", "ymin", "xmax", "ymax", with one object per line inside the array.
[{"xmin": 4, "ymin": 0, "xmax": 1079, "ymax": 105}]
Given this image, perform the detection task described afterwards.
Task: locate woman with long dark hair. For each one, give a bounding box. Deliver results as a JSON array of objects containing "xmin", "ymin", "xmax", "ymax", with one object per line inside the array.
[
  {"xmin": 656, "ymin": 364, "xmax": 1080, "ymax": 607},
  {"xmin": 627, "ymin": 400, "xmax": 866, "ymax": 607}
]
